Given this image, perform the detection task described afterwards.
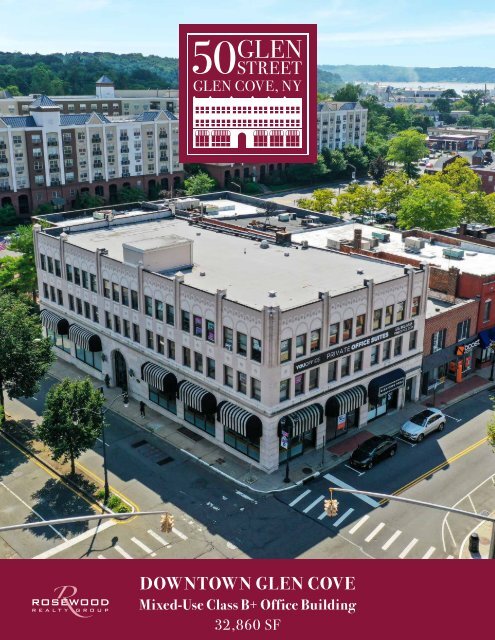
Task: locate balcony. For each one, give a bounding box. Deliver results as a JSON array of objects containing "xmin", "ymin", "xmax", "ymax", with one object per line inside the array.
[
  {"xmin": 49, "ymin": 164, "xmax": 60, "ymax": 172},
  {"xmin": 51, "ymin": 179, "xmax": 61, "ymax": 186},
  {"xmin": 32, "ymin": 138, "xmax": 42, "ymax": 145},
  {"xmin": 94, "ymin": 175, "xmax": 104, "ymax": 182},
  {"xmin": 121, "ymin": 159, "xmax": 130, "ymax": 166},
  {"xmin": 159, "ymin": 143, "xmax": 167, "ymax": 150},
  {"xmin": 0, "ymin": 185, "xmax": 11, "ymax": 192},
  {"xmin": 48, "ymin": 153, "xmax": 59, "ymax": 160},
  {"xmin": 121, "ymin": 146, "xmax": 129, "ymax": 154},
  {"xmin": 119, "ymin": 135, "xmax": 129, "ymax": 141},
  {"xmin": 159, "ymin": 167, "xmax": 168, "ymax": 174},
  {"xmin": 122, "ymin": 171, "xmax": 130, "ymax": 178},
  {"xmin": 159, "ymin": 132, "xmax": 167, "ymax": 139},
  {"xmin": 92, "ymin": 136, "xmax": 101, "ymax": 144},
  {"xmin": 93, "ymin": 149, "xmax": 102, "ymax": 156},
  {"xmin": 64, "ymin": 149, "xmax": 72, "ymax": 157},
  {"xmin": 159, "ymin": 155, "xmax": 168, "ymax": 162},
  {"xmin": 0, "ymin": 143, "xmax": 6, "ymax": 150},
  {"xmin": 93, "ymin": 161, "xmax": 103, "ymax": 168},
  {"xmin": 0, "ymin": 158, "xmax": 8, "ymax": 163},
  {"xmin": 47, "ymin": 140, "xmax": 58, "ymax": 147},
  {"xmin": 0, "ymin": 170, "xmax": 9, "ymax": 177}
]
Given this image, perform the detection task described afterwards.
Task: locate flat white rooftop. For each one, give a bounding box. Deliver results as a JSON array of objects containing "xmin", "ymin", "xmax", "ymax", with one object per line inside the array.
[
  {"xmin": 61, "ymin": 216, "xmax": 407, "ymax": 310},
  {"xmin": 298, "ymin": 223, "xmax": 495, "ymax": 277}
]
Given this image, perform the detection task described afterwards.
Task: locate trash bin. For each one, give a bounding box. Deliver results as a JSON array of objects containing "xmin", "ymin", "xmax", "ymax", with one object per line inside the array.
[{"xmin": 469, "ymin": 533, "xmax": 479, "ymax": 554}]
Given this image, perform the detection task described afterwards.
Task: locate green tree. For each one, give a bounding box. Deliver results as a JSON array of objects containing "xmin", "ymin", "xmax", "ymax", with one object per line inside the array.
[
  {"xmin": 297, "ymin": 188, "xmax": 334, "ymax": 213},
  {"xmin": 0, "ymin": 224, "xmax": 38, "ymax": 300},
  {"xmin": 460, "ymin": 191, "xmax": 494, "ymax": 224},
  {"xmin": 37, "ymin": 378, "xmax": 104, "ymax": 475},
  {"xmin": 34, "ymin": 203, "xmax": 55, "ymax": 216},
  {"xmin": 368, "ymin": 156, "xmax": 388, "ymax": 184},
  {"xmin": 397, "ymin": 178, "xmax": 463, "ymax": 230},
  {"xmin": 74, "ymin": 192, "xmax": 105, "ymax": 210},
  {"xmin": 343, "ymin": 145, "xmax": 369, "ymax": 176},
  {"xmin": 184, "ymin": 171, "xmax": 217, "ymax": 195},
  {"xmin": 333, "ymin": 184, "xmax": 377, "ymax": 218},
  {"xmin": 286, "ymin": 155, "xmax": 328, "ymax": 184},
  {"xmin": 116, "ymin": 186, "xmax": 146, "ymax": 203},
  {"xmin": 0, "ymin": 293, "xmax": 54, "ymax": 425},
  {"xmin": 434, "ymin": 157, "xmax": 481, "ymax": 196},
  {"xmin": 332, "ymin": 83, "xmax": 363, "ymax": 103},
  {"xmin": 457, "ymin": 114, "xmax": 476, "ymax": 127},
  {"xmin": 463, "ymin": 89, "xmax": 485, "ymax": 116},
  {"xmin": 0, "ymin": 204, "xmax": 18, "ymax": 227},
  {"xmin": 386, "ymin": 129, "xmax": 428, "ymax": 178},
  {"xmin": 321, "ymin": 148, "xmax": 346, "ymax": 177}
]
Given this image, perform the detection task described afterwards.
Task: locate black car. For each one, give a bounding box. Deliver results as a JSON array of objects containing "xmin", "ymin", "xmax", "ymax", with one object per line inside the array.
[{"xmin": 349, "ymin": 435, "xmax": 397, "ymax": 470}]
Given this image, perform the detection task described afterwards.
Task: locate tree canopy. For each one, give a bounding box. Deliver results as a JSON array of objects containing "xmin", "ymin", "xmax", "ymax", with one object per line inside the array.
[
  {"xmin": 0, "ymin": 224, "xmax": 38, "ymax": 300},
  {"xmin": 184, "ymin": 171, "xmax": 217, "ymax": 195},
  {"xmin": 387, "ymin": 129, "xmax": 428, "ymax": 178},
  {"xmin": 397, "ymin": 178, "xmax": 463, "ymax": 231}
]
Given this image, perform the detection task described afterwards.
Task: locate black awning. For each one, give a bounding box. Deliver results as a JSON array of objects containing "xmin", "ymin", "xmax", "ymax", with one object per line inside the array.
[
  {"xmin": 178, "ymin": 380, "xmax": 217, "ymax": 414},
  {"xmin": 325, "ymin": 385, "xmax": 367, "ymax": 417},
  {"xmin": 277, "ymin": 403, "xmax": 324, "ymax": 437},
  {"xmin": 368, "ymin": 368, "xmax": 406, "ymax": 404},
  {"xmin": 40, "ymin": 308, "xmax": 69, "ymax": 335},
  {"xmin": 141, "ymin": 362, "xmax": 177, "ymax": 395},
  {"xmin": 217, "ymin": 401, "xmax": 262, "ymax": 440},
  {"xmin": 68, "ymin": 324, "xmax": 102, "ymax": 352}
]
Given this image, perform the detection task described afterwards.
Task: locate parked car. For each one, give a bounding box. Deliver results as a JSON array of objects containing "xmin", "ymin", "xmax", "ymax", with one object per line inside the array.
[
  {"xmin": 400, "ymin": 408, "xmax": 446, "ymax": 442},
  {"xmin": 350, "ymin": 216, "xmax": 364, "ymax": 223},
  {"xmin": 349, "ymin": 435, "xmax": 397, "ymax": 470}
]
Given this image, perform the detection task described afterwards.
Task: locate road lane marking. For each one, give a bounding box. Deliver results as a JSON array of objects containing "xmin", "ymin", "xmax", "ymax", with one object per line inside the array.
[
  {"xmin": 364, "ymin": 522, "xmax": 385, "ymax": 542},
  {"xmin": 444, "ymin": 414, "xmax": 461, "ymax": 423},
  {"xmin": 382, "ymin": 530, "xmax": 402, "ymax": 551},
  {"xmin": 0, "ymin": 480, "xmax": 67, "ymax": 542},
  {"xmin": 303, "ymin": 495, "xmax": 325, "ymax": 514},
  {"xmin": 324, "ymin": 474, "xmax": 380, "ymax": 507},
  {"xmin": 148, "ymin": 529, "xmax": 171, "ymax": 548},
  {"xmin": 349, "ymin": 515, "xmax": 369, "ymax": 535},
  {"xmin": 98, "ymin": 555, "xmax": 106, "ymax": 559},
  {"xmin": 399, "ymin": 538, "xmax": 418, "ymax": 558},
  {"xmin": 33, "ymin": 520, "xmax": 115, "ymax": 559},
  {"xmin": 383, "ymin": 436, "xmax": 489, "ymax": 503},
  {"xmin": 96, "ymin": 437, "xmax": 110, "ymax": 448},
  {"xmin": 468, "ymin": 495, "xmax": 476, "ymax": 513},
  {"xmin": 235, "ymin": 490, "xmax": 257, "ymax": 504},
  {"xmin": 344, "ymin": 464, "xmax": 365, "ymax": 476},
  {"xmin": 75, "ymin": 460, "xmax": 139, "ymax": 518},
  {"xmin": 332, "ymin": 508, "xmax": 354, "ymax": 527},
  {"xmin": 114, "ymin": 544, "xmax": 133, "ymax": 559},
  {"xmin": 172, "ymin": 527, "xmax": 188, "ymax": 541},
  {"xmin": 395, "ymin": 437, "xmax": 416, "ymax": 447},
  {"xmin": 131, "ymin": 536, "xmax": 156, "ymax": 557},
  {"xmin": 422, "ymin": 546, "xmax": 436, "ymax": 559},
  {"xmin": 289, "ymin": 489, "xmax": 311, "ymax": 507}
]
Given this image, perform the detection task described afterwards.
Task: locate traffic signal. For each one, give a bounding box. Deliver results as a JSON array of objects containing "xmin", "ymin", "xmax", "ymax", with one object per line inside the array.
[
  {"xmin": 160, "ymin": 513, "xmax": 175, "ymax": 533},
  {"xmin": 324, "ymin": 499, "xmax": 339, "ymax": 518}
]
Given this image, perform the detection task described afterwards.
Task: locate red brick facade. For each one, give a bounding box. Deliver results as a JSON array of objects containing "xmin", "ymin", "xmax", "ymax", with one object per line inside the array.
[{"xmin": 423, "ymin": 299, "xmax": 479, "ymax": 357}]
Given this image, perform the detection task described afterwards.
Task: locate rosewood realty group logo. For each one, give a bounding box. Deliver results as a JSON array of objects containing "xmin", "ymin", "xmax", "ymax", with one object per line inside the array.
[
  {"xmin": 31, "ymin": 585, "xmax": 110, "ymax": 618},
  {"xmin": 179, "ymin": 24, "xmax": 317, "ymax": 163}
]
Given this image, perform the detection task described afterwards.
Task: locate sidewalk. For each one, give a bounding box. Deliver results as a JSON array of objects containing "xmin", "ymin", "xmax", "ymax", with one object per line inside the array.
[
  {"xmin": 460, "ymin": 514, "xmax": 495, "ymax": 560},
  {"xmin": 45, "ymin": 358, "xmax": 495, "ymax": 494}
]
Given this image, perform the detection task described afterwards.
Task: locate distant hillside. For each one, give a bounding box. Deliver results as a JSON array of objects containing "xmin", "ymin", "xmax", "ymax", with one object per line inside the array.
[
  {"xmin": 319, "ymin": 65, "xmax": 495, "ymax": 84},
  {"xmin": 0, "ymin": 51, "xmax": 344, "ymax": 96}
]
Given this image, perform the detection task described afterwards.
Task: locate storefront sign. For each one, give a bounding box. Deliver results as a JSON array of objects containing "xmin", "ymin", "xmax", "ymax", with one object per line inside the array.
[
  {"xmin": 377, "ymin": 377, "xmax": 405, "ymax": 397},
  {"xmin": 280, "ymin": 429, "xmax": 289, "ymax": 449},
  {"xmin": 294, "ymin": 320, "xmax": 415, "ymax": 373},
  {"xmin": 337, "ymin": 415, "xmax": 346, "ymax": 431},
  {"xmin": 454, "ymin": 338, "xmax": 480, "ymax": 355}
]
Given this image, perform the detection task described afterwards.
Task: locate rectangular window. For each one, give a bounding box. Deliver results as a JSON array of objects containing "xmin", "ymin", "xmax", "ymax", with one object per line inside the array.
[
  {"xmin": 166, "ymin": 304, "xmax": 175, "ymax": 326},
  {"xmin": 81, "ymin": 270, "xmax": 89, "ymax": 289},
  {"xmin": 113, "ymin": 315, "xmax": 121, "ymax": 334},
  {"xmin": 73, "ymin": 267, "xmax": 80, "ymax": 286},
  {"xmin": 237, "ymin": 332, "xmax": 248, "ymax": 357},
  {"xmin": 295, "ymin": 334, "xmax": 306, "ymax": 358},
  {"xmin": 370, "ymin": 345, "xmax": 380, "ymax": 365},
  {"xmin": 146, "ymin": 329, "xmax": 154, "ymax": 349},
  {"xmin": 373, "ymin": 309, "xmax": 382, "ymax": 330},
  {"xmin": 42, "ymin": 282, "xmax": 49, "ymax": 299},
  {"xmin": 133, "ymin": 323, "xmax": 140, "ymax": 343},
  {"xmin": 409, "ymin": 331, "xmax": 417, "ymax": 351},
  {"xmin": 90, "ymin": 273, "xmax": 97, "ymax": 293},
  {"xmin": 55, "ymin": 259, "xmax": 62, "ymax": 278},
  {"xmin": 50, "ymin": 286, "xmax": 56, "ymax": 302},
  {"xmin": 105, "ymin": 311, "xmax": 111, "ymax": 329},
  {"xmin": 92, "ymin": 305, "xmax": 99, "ymax": 323},
  {"xmin": 223, "ymin": 326, "xmax": 234, "ymax": 350},
  {"xmin": 167, "ymin": 340, "xmax": 175, "ymax": 360},
  {"xmin": 206, "ymin": 357, "xmax": 215, "ymax": 379},
  {"xmin": 156, "ymin": 334, "xmax": 165, "ymax": 355},
  {"xmin": 294, "ymin": 373, "xmax": 305, "ymax": 396},
  {"xmin": 385, "ymin": 305, "xmax": 394, "ymax": 326},
  {"xmin": 40, "ymin": 254, "xmax": 46, "ymax": 271},
  {"xmin": 206, "ymin": 319, "xmax": 215, "ymax": 343},
  {"xmin": 68, "ymin": 294, "xmax": 74, "ymax": 311},
  {"xmin": 57, "ymin": 289, "xmax": 64, "ymax": 306},
  {"xmin": 356, "ymin": 314, "xmax": 366, "ymax": 337},
  {"xmin": 183, "ymin": 347, "xmax": 191, "ymax": 368},
  {"xmin": 280, "ymin": 338, "xmax": 291, "ymax": 362},
  {"xmin": 329, "ymin": 323, "xmax": 339, "ymax": 345},
  {"xmin": 280, "ymin": 379, "xmax": 290, "ymax": 401},
  {"xmin": 155, "ymin": 299, "xmax": 163, "ymax": 321},
  {"xmin": 484, "ymin": 300, "xmax": 492, "ymax": 323},
  {"xmin": 382, "ymin": 340, "xmax": 391, "ymax": 361},
  {"xmin": 75, "ymin": 297, "xmax": 82, "ymax": 314},
  {"xmin": 47, "ymin": 257, "xmax": 54, "ymax": 274},
  {"xmin": 103, "ymin": 279, "xmax": 110, "ymax": 299},
  {"xmin": 309, "ymin": 368, "xmax": 319, "ymax": 390},
  {"xmin": 224, "ymin": 365, "xmax": 233, "ymax": 387},
  {"xmin": 65, "ymin": 263, "xmax": 72, "ymax": 281},
  {"xmin": 111, "ymin": 283, "xmax": 119, "ymax": 303},
  {"xmin": 237, "ymin": 371, "xmax": 247, "ymax": 394},
  {"xmin": 182, "ymin": 310, "xmax": 191, "ymax": 332},
  {"xmin": 394, "ymin": 336, "xmax": 403, "ymax": 356},
  {"xmin": 456, "ymin": 319, "xmax": 470, "ymax": 341},
  {"xmin": 396, "ymin": 301, "xmax": 405, "ymax": 322},
  {"xmin": 84, "ymin": 301, "xmax": 90, "ymax": 318},
  {"xmin": 121, "ymin": 286, "xmax": 129, "ymax": 306},
  {"xmin": 123, "ymin": 319, "xmax": 130, "ymax": 338},
  {"xmin": 431, "ymin": 329, "xmax": 446, "ymax": 353},
  {"xmin": 412, "ymin": 296, "xmax": 421, "ymax": 317},
  {"xmin": 193, "ymin": 315, "xmax": 203, "ymax": 338},
  {"xmin": 328, "ymin": 360, "xmax": 337, "ymax": 382},
  {"xmin": 341, "ymin": 355, "xmax": 351, "ymax": 377},
  {"xmin": 310, "ymin": 329, "xmax": 320, "ymax": 353},
  {"xmin": 131, "ymin": 289, "xmax": 139, "ymax": 311},
  {"xmin": 343, "ymin": 319, "xmax": 353, "ymax": 341},
  {"xmin": 354, "ymin": 351, "xmax": 363, "ymax": 372},
  {"xmin": 251, "ymin": 337, "xmax": 262, "ymax": 362},
  {"xmin": 194, "ymin": 351, "xmax": 203, "ymax": 373},
  {"xmin": 144, "ymin": 296, "xmax": 153, "ymax": 317}
]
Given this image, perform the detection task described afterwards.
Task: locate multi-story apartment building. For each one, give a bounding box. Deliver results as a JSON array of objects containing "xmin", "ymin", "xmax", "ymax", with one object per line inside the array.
[
  {"xmin": 0, "ymin": 77, "xmax": 179, "ymax": 117},
  {"xmin": 0, "ymin": 94, "xmax": 183, "ymax": 215},
  {"xmin": 35, "ymin": 206, "xmax": 427, "ymax": 473},
  {"xmin": 317, "ymin": 101, "xmax": 368, "ymax": 152}
]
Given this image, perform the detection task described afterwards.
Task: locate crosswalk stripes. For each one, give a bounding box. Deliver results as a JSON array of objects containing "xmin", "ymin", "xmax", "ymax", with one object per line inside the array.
[
  {"xmin": 172, "ymin": 527, "xmax": 188, "ymax": 540},
  {"xmin": 332, "ymin": 508, "xmax": 354, "ymax": 527},
  {"xmin": 289, "ymin": 489, "xmax": 311, "ymax": 508},
  {"xmin": 382, "ymin": 530, "xmax": 402, "ymax": 551},
  {"xmin": 349, "ymin": 515, "xmax": 370, "ymax": 535},
  {"xmin": 399, "ymin": 538, "xmax": 418, "ymax": 559},
  {"xmin": 422, "ymin": 546, "xmax": 436, "ymax": 559},
  {"xmin": 364, "ymin": 522, "xmax": 385, "ymax": 542},
  {"xmin": 131, "ymin": 536, "xmax": 157, "ymax": 557},
  {"xmin": 114, "ymin": 544, "xmax": 133, "ymax": 559},
  {"xmin": 147, "ymin": 529, "xmax": 171, "ymax": 548},
  {"xmin": 302, "ymin": 495, "xmax": 325, "ymax": 514}
]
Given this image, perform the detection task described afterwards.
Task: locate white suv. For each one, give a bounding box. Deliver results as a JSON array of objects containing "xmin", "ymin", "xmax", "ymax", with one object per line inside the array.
[{"xmin": 400, "ymin": 408, "xmax": 446, "ymax": 442}]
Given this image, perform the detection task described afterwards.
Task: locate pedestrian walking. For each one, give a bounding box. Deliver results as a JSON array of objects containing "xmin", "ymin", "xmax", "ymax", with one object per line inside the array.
[{"xmin": 140, "ymin": 401, "xmax": 146, "ymax": 418}]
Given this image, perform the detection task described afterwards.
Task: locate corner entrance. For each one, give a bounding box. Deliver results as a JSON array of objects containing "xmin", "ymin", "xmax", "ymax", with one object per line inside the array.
[{"xmin": 113, "ymin": 350, "xmax": 128, "ymax": 389}]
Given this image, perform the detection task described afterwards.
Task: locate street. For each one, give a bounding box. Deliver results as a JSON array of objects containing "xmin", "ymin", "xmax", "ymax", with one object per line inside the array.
[{"xmin": 1, "ymin": 379, "xmax": 494, "ymax": 559}]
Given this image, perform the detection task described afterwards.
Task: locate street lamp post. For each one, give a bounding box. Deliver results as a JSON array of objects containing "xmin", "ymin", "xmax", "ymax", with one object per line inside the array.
[
  {"xmin": 489, "ymin": 341, "xmax": 495, "ymax": 382},
  {"xmin": 230, "ymin": 181, "xmax": 242, "ymax": 194}
]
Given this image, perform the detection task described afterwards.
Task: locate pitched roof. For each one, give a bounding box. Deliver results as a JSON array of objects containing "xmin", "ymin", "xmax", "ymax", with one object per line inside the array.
[
  {"xmin": 134, "ymin": 110, "xmax": 178, "ymax": 122},
  {"xmin": 60, "ymin": 113, "xmax": 110, "ymax": 126},
  {"xmin": 96, "ymin": 75, "xmax": 113, "ymax": 84},
  {"xmin": 0, "ymin": 116, "xmax": 38, "ymax": 128},
  {"xmin": 30, "ymin": 94, "xmax": 59, "ymax": 109}
]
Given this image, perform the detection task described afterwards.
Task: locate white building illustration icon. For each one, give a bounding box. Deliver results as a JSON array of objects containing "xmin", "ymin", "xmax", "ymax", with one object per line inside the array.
[{"xmin": 193, "ymin": 96, "xmax": 303, "ymax": 149}]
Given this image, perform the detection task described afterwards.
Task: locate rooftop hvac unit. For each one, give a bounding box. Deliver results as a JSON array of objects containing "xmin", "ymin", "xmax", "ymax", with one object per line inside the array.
[
  {"xmin": 93, "ymin": 209, "xmax": 114, "ymax": 221},
  {"xmin": 301, "ymin": 240, "xmax": 309, "ymax": 249},
  {"xmin": 442, "ymin": 247, "xmax": 464, "ymax": 260},
  {"xmin": 371, "ymin": 231, "xmax": 390, "ymax": 243},
  {"xmin": 404, "ymin": 237, "xmax": 425, "ymax": 253}
]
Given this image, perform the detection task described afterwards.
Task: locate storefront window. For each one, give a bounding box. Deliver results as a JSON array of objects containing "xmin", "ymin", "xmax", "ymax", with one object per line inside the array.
[
  {"xmin": 341, "ymin": 356, "xmax": 351, "ymax": 377},
  {"xmin": 184, "ymin": 406, "xmax": 215, "ymax": 436},
  {"xmin": 224, "ymin": 428, "xmax": 260, "ymax": 462},
  {"xmin": 383, "ymin": 340, "xmax": 391, "ymax": 361},
  {"xmin": 149, "ymin": 386, "xmax": 177, "ymax": 415},
  {"xmin": 75, "ymin": 346, "xmax": 102, "ymax": 371},
  {"xmin": 354, "ymin": 351, "xmax": 363, "ymax": 372},
  {"xmin": 328, "ymin": 360, "xmax": 337, "ymax": 382},
  {"xmin": 309, "ymin": 368, "xmax": 319, "ymax": 390},
  {"xmin": 394, "ymin": 336, "xmax": 403, "ymax": 356}
]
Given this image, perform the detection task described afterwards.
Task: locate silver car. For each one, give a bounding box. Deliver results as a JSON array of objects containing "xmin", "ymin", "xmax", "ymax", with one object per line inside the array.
[{"xmin": 400, "ymin": 408, "xmax": 446, "ymax": 442}]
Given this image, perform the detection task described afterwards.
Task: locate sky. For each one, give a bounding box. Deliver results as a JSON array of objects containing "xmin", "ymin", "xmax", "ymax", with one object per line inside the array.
[{"xmin": 1, "ymin": 0, "xmax": 494, "ymax": 68}]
